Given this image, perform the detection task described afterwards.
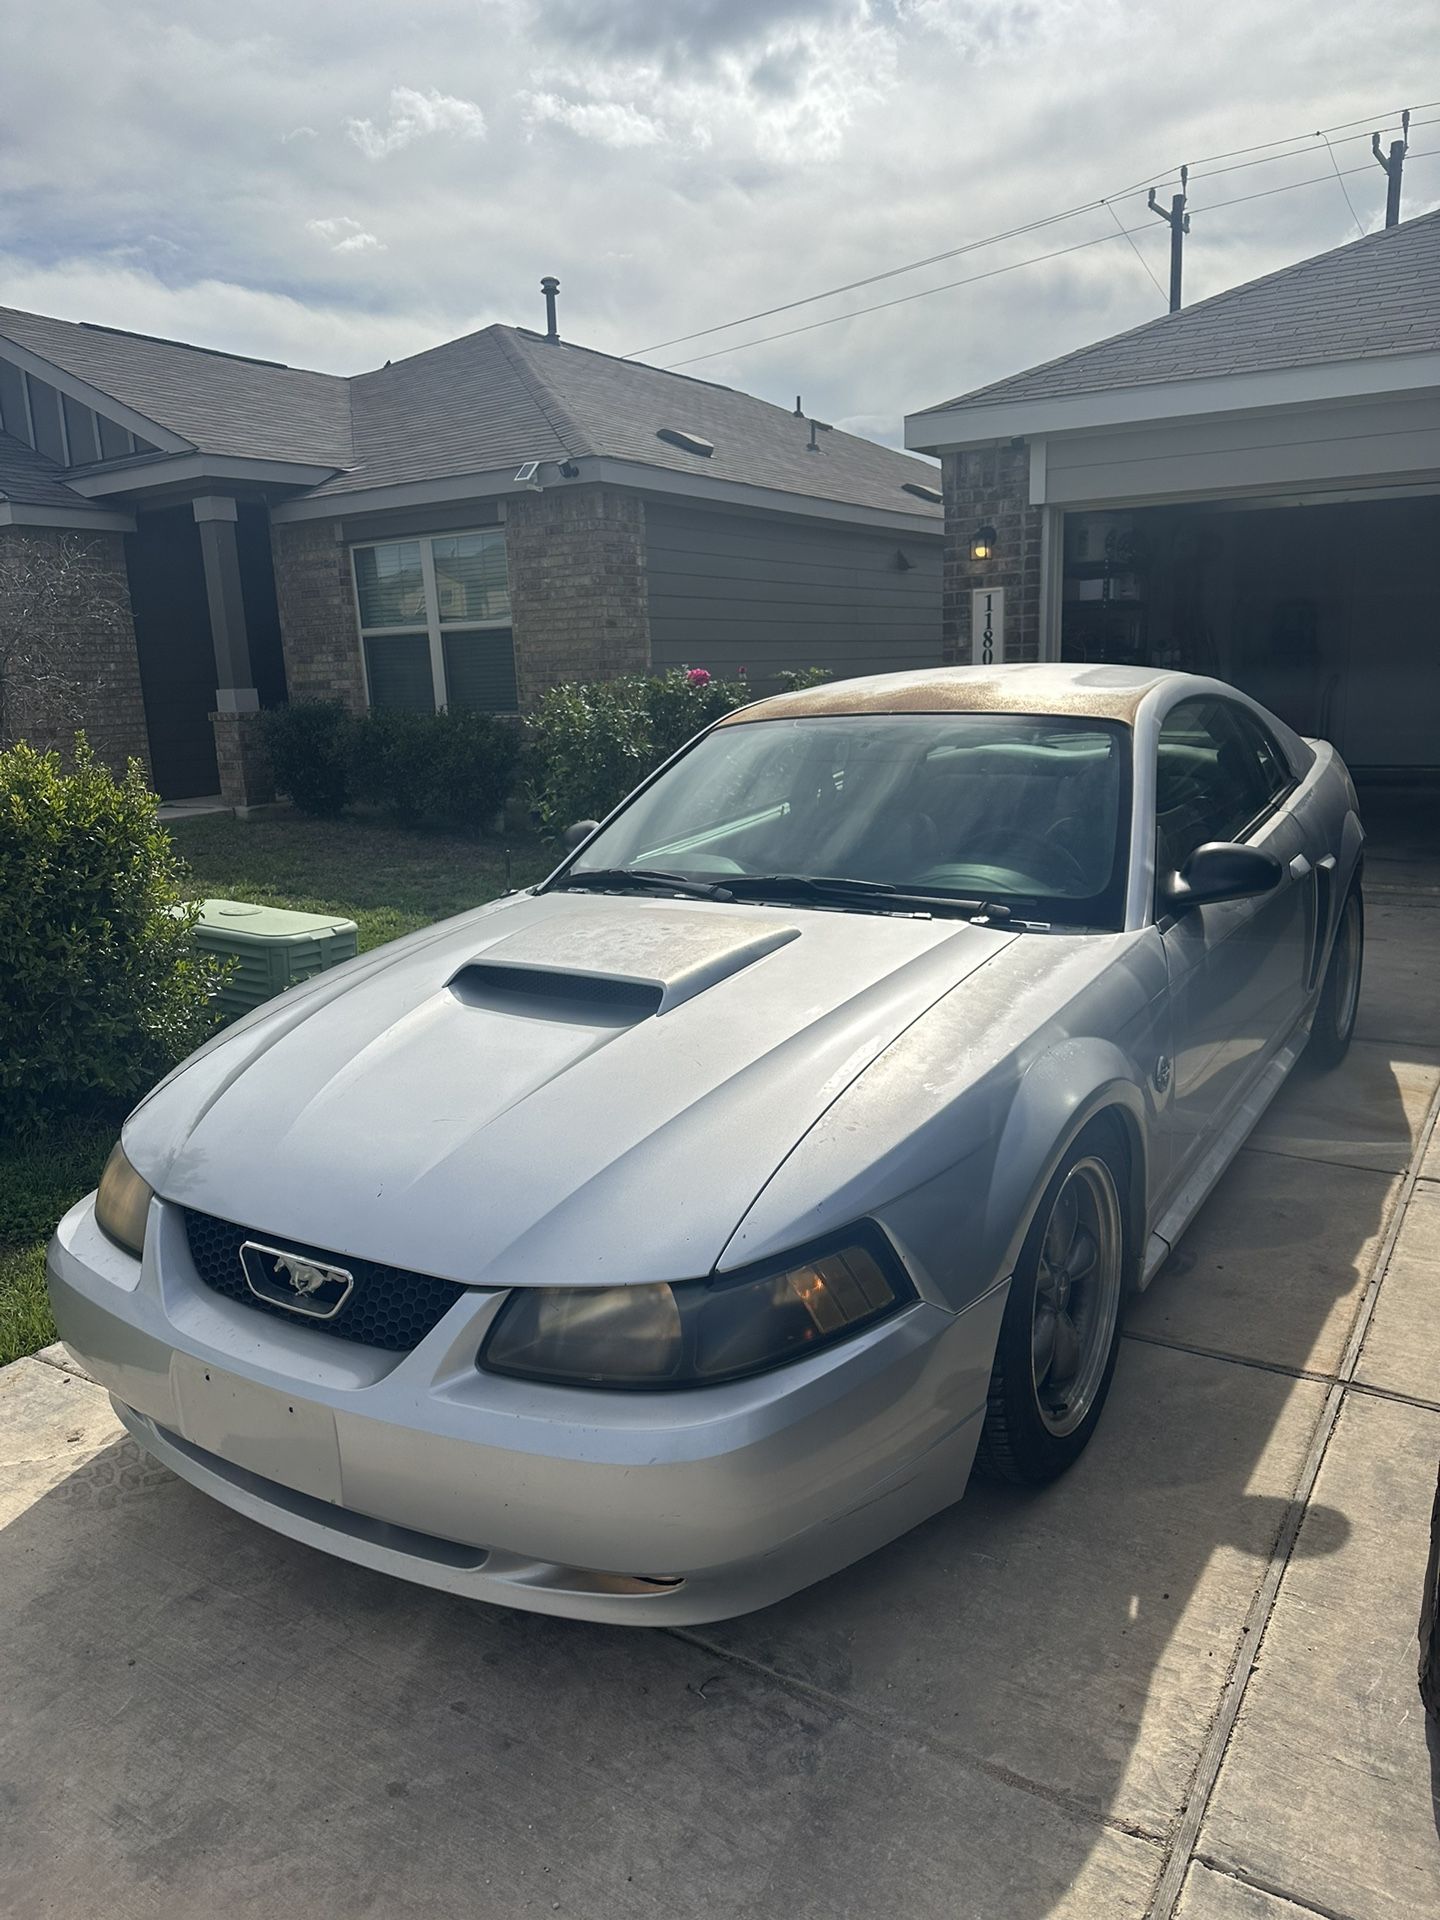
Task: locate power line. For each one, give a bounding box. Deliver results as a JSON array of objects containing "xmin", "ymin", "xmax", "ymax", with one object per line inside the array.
[
  {"xmin": 1318, "ymin": 132, "xmax": 1368, "ymax": 237},
  {"xmin": 629, "ymin": 99, "xmax": 1439, "ymax": 361},
  {"xmin": 659, "ymin": 149, "xmax": 1438, "ymax": 370},
  {"xmin": 1106, "ymin": 199, "xmax": 1169, "ymax": 303}
]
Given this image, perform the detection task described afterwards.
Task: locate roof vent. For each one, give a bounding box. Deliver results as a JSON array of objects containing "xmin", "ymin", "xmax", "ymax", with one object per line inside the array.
[
  {"xmin": 656, "ymin": 426, "xmax": 714, "ymax": 458},
  {"xmin": 902, "ymin": 481, "xmax": 943, "ymax": 505},
  {"xmin": 541, "ymin": 275, "xmax": 561, "ymax": 344}
]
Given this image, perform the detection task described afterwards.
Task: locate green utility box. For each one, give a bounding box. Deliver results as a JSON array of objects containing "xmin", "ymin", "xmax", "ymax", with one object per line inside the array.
[{"xmin": 191, "ymin": 898, "xmax": 360, "ymax": 1017}]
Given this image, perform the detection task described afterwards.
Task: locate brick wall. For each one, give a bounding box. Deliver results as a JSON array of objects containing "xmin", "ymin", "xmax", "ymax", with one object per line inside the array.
[
  {"xmin": 210, "ymin": 709, "xmax": 275, "ymax": 811},
  {"xmin": 0, "ymin": 525, "xmax": 151, "ymax": 774},
  {"xmin": 271, "ymin": 519, "xmax": 367, "ymax": 711},
  {"xmin": 941, "ymin": 443, "xmax": 1044, "ymax": 664},
  {"xmin": 505, "ymin": 484, "xmax": 649, "ymax": 703}
]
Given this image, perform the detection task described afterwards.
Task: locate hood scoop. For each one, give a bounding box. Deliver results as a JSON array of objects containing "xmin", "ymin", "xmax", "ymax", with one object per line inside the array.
[{"xmin": 450, "ymin": 902, "xmax": 800, "ymax": 1019}]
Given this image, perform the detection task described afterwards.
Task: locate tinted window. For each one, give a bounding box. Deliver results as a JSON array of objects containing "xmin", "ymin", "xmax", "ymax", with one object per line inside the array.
[
  {"xmin": 570, "ymin": 712, "xmax": 1134, "ymax": 929},
  {"xmin": 1230, "ymin": 705, "xmax": 1293, "ymax": 805},
  {"xmin": 1156, "ymin": 697, "xmax": 1278, "ymax": 874}
]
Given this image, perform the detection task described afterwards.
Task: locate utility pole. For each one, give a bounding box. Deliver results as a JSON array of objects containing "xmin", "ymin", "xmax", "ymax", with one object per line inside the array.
[
  {"xmin": 1372, "ymin": 110, "xmax": 1410, "ymax": 228},
  {"xmin": 1147, "ymin": 165, "xmax": 1190, "ymax": 313}
]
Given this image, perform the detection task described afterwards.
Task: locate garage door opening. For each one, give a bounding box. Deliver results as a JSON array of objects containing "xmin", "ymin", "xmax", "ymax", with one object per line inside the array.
[{"xmin": 1058, "ymin": 495, "xmax": 1440, "ymax": 775}]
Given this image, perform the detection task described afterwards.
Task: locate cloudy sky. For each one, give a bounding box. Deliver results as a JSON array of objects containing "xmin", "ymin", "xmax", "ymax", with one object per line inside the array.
[{"xmin": 2, "ymin": 2, "xmax": 1436, "ymax": 448}]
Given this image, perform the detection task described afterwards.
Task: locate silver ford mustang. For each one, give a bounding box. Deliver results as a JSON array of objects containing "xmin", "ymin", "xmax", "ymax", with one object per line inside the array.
[{"xmin": 49, "ymin": 664, "xmax": 1364, "ymax": 1624}]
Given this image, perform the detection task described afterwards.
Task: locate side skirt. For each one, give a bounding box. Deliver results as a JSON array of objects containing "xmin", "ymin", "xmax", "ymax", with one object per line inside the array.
[{"xmin": 1139, "ymin": 1028, "xmax": 1310, "ymax": 1289}]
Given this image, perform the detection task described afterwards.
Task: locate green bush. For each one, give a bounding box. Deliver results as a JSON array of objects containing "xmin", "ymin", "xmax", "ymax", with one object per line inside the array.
[
  {"xmin": 524, "ymin": 668, "xmax": 755, "ymax": 837},
  {"xmin": 261, "ymin": 701, "xmax": 354, "ymax": 816},
  {"xmin": 350, "ymin": 708, "xmax": 520, "ymax": 833},
  {"xmin": 0, "ymin": 740, "xmax": 225, "ymax": 1134}
]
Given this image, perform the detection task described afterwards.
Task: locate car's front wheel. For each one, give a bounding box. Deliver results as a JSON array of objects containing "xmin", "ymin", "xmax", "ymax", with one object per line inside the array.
[
  {"xmin": 1309, "ymin": 883, "xmax": 1364, "ymax": 1070},
  {"xmin": 976, "ymin": 1124, "xmax": 1127, "ymax": 1486}
]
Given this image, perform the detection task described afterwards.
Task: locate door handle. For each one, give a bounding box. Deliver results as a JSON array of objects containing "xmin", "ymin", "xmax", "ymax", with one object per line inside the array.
[{"xmin": 1289, "ymin": 854, "xmax": 1312, "ymax": 881}]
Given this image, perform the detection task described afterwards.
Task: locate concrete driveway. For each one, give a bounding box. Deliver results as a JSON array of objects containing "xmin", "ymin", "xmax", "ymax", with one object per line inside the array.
[{"xmin": 4, "ymin": 829, "xmax": 1439, "ymax": 1919}]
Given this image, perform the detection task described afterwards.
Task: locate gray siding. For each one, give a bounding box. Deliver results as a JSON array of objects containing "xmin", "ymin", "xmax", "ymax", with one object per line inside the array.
[
  {"xmin": 1041, "ymin": 392, "xmax": 1440, "ymax": 507},
  {"xmin": 646, "ymin": 503, "xmax": 942, "ymax": 688}
]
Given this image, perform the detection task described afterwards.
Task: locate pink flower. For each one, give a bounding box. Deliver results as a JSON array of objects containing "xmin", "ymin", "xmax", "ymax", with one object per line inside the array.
[{"xmin": 686, "ymin": 667, "xmax": 712, "ymax": 687}]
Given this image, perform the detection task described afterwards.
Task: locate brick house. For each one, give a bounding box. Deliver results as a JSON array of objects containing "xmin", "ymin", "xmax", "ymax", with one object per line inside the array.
[
  {"xmin": 0, "ymin": 297, "xmax": 943, "ymax": 807},
  {"xmin": 904, "ymin": 209, "xmax": 1440, "ymax": 773}
]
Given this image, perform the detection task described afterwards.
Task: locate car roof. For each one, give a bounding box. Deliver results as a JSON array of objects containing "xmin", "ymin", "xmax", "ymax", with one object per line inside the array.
[{"xmin": 718, "ymin": 662, "xmax": 1177, "ymax": 726}]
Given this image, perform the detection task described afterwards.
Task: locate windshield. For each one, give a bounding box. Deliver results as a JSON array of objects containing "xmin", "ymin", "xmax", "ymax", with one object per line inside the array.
[{"xmin": 562, "ymin": 712, "xmax": 1133, "ymax": 928}]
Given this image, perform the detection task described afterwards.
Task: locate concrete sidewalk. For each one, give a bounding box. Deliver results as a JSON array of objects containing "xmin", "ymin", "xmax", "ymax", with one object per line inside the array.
[{"xmin": 3, "ymin": 879, "xmax": 1438, "ymax": 1917}]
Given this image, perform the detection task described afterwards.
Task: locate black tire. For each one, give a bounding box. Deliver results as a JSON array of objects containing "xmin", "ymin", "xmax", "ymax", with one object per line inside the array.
[
  {"xmin": 975, "ymin": 1120, "xmax": 1129, "ymax": 1487},
  {"xmin": 1309, "ymin": 883, "xmax": 1364, "ymax": 1070},
  {"xmin": 1420, "ymin": 1462, "xmax": 1440, "ymax": 1721}
]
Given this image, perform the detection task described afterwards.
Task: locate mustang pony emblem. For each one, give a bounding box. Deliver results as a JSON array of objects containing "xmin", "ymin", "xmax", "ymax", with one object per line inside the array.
[
  {"xmin": 238, "ymin": 1240, "xmax": 355, "ymax": 1320},
  {"xmin": 274, "ymin": 1254, "xmax": 333, "ymax": 1296}
]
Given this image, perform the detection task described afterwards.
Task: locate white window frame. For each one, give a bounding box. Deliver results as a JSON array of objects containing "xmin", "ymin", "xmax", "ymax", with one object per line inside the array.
[{"xmin": 349, "ymin": 527, "xmax": 514, "ymax": 712}]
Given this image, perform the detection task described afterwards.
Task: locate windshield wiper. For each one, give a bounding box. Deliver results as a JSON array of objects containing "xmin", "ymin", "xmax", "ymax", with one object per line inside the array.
[
  {"xmin": 720, "ymin": 874, "xmax": 1011, "ymax": 921},
  {"xmin": 549, "ymin": 866, "xmax": 732, "ymax": 901}
]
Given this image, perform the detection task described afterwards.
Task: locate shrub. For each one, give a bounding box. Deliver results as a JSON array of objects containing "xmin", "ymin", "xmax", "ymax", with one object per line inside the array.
[
  {"xmin": 523, "ymin": 668, "xmax": 753, "ymax": 837},
  {"xmin": 0, "ymin": 739, "xmax": 225, "ymax": 1134},
  {"xmin": 262, "ymin": 701, "xmax": 353, "ymax": 816},
  {"xmin": 350, "ymin": 708, "xmax": 521, "ymax": 833}
]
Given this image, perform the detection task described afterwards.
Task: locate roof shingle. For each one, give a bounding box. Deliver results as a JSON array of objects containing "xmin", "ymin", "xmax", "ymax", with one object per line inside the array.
[
  {"xmin": 0, "ymin": 429, "xmax": 91, "ymax": 508},
  {"xmin": 0, "ymin": 308, "xmax": 353, "ymax": 467},
  {"xmin": 914, "ymin": 207, "xmax": 1440, "ymax": 418}
]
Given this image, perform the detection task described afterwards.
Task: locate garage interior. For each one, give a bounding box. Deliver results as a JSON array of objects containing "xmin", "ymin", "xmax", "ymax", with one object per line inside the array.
[{"xmin": 1058, "ymin": 493, "xmax": 1440, "ymax": 776}]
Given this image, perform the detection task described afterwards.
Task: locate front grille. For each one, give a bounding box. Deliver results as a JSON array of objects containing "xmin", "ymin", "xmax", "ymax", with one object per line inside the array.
[{"xmin": 183, "ymin": 1209, "xmax": 468, "ymax": 1352}]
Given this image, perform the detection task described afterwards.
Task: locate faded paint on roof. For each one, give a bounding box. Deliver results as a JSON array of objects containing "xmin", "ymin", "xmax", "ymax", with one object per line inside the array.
[{"xmin": 717, "ymin": 662, "xmax": 1168, "ymax": 724}]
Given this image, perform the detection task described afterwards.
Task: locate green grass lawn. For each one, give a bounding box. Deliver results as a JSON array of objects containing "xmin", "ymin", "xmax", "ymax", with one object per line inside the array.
[
  {"xmin": 0, "ymin": 809, "xmax": 554, "ymax": 1366},
  {"xmin": 168, "ymin": 809, "xmax": 554, "ymax": 952}
]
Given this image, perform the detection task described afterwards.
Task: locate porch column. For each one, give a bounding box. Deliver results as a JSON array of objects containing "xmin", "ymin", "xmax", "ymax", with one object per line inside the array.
[{"xmin": 194, "ymin": 496, "xmax": 275, "ymax": 810}]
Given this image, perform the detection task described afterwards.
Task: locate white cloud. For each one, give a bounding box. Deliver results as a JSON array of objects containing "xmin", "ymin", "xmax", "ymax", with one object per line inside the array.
[
  {"xmin": 307, "ymin": 216, "xmax": 385, "ymax": 253},
  {"xmin": 0, "ymin": 0, "xmax": 1434, "ymax": 449},
  {"xmin": 522, "ymin": 91, "xmax": 670, "ymax": 149},
  {"xmin": 346, "ymin": 85, "xmax": 487, "ymax": 160}
]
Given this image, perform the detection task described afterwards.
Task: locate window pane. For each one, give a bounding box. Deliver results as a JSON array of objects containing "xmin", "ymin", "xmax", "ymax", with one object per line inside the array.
[
  {"xmin": 365, "ymin": 634, "xmax": 434, "ymax": 711},
  {"xmin": 1156, "ymin": 698, "xmax": 1272, "ymax": 871},
  {"xmin": 0, "ymin": 361, "xmax": 26, "ymax": 443},
  {"xmin": 354, "ymin": 542, "xmax": 425, "ymax": 628},
  {"xmin": 432, "ymin": 530, "xmax": 510, "ymax": 623},
  {"xmin": 443, "ymin": 629, "xmax": 519, "ymax": 713}
]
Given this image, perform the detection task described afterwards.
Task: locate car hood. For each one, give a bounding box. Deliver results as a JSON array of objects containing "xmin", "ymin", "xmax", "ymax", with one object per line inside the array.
[{"xmin": 125, "ymin": 890, "xmax": 1015, "ymax": 1288}]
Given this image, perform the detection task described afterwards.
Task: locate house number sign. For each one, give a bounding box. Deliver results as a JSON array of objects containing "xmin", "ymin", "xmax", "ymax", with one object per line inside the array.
[{"xmin": 972, "ymin": 586, "xmax": 1006, "ymax": 665}]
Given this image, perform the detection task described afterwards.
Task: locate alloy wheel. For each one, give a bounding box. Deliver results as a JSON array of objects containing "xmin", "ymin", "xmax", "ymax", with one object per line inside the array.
[
  {"xmin": 1031, "ymin": 1156, "xmax": 1124, "ymax": 1438},
  {"xmin": 1333, "ymin": 892, "xmax": 1362, "ymax": 1041}
]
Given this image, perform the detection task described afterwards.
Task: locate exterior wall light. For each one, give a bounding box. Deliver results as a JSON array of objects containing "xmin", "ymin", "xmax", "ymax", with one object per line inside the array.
[{"xmin": 970, "ymin": 524, "xmax": 998, "ymax": 562}]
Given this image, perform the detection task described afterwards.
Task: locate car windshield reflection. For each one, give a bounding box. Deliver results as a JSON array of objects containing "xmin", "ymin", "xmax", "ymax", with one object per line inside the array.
[{"xmin": 561, "ymin": 712, "xmax": 1133, "ymax": 929}]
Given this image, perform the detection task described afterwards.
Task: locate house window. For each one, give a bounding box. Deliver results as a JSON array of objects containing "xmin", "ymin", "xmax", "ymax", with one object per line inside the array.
[{"xmin": 351, "ymin": 529, "xmax": 518, "ymax": 713}]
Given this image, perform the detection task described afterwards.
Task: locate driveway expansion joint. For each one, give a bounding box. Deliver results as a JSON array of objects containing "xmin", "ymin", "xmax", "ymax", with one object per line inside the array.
[
  {"xmin": 1144, "ymin": 1075, "xmax": 1440, "ymax": 1920},
  {"xmin": 1190, "ymin": 1853, "xmax": 1363, "ymax": 1920}
]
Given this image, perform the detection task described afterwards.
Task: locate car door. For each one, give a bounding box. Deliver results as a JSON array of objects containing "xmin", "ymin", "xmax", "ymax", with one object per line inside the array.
[{"xmin": 1156, "ymin": 697, "xmax": 1311, "ymax": 1181}]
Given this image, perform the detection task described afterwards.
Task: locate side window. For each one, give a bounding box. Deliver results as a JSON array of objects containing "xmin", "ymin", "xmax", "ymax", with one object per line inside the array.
[
  {"xmin": 1155, "ymin": 698, "xmax": 1272, "ymax": 875},
  {"xmin": 1229, "ymin": 706, "xmax": 1294, "ymax": 806}
]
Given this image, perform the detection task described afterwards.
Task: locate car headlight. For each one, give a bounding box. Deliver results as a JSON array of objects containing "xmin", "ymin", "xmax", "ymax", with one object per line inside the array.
[
  {"xmin": 95, "ymin": 1142, "xmax": 155, "ymax": 1258},
  {"xmin": 480, "ymin": 1228, "xmax": 914, "ymax": 1389}
]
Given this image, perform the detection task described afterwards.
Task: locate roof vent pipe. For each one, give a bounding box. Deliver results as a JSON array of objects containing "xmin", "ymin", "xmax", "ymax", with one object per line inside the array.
[{"xmin": 541, "ymin": 275, "xmax": 561, "ymax": 343}]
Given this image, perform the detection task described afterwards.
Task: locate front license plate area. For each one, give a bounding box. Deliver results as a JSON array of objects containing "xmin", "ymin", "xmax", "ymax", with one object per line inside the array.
[{"xmin": 171, "ymin": 1354, "xmax": 342, "ymax": 1503}]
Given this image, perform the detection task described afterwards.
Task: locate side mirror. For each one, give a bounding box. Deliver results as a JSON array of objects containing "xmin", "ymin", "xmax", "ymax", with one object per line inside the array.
[
  {"xmin": 563, "ymin": 819, "xmax": 601, "ymax": 850},
  {"xmin": 1161, "ymin": 841, "xmax": 1282, "ymax": 912}
]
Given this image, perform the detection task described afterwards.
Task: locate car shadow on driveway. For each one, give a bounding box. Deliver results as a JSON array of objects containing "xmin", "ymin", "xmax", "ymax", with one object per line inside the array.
[{"xmin": 0, "ymin": 1031, "xmax": 1429, "ymax": 1919}]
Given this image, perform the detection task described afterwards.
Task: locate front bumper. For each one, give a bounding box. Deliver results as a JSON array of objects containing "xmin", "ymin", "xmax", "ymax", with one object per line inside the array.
[{"xmin": 48, "ymin": 1195, "xmax": 1004, "ymax": 1624}]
